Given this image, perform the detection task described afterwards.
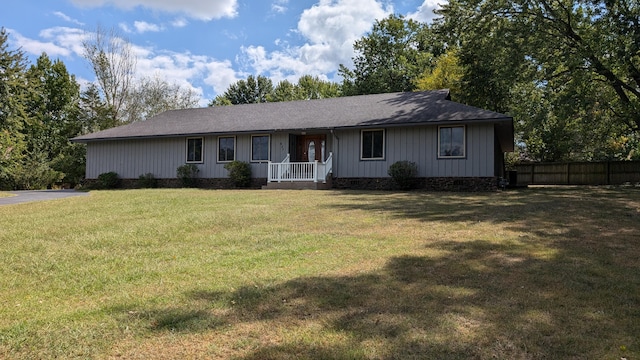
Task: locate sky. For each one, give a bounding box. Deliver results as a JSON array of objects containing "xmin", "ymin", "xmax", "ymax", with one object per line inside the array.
[{"xmin": 2, "ymin": 0, "xmax": 443, "ymax": 106}]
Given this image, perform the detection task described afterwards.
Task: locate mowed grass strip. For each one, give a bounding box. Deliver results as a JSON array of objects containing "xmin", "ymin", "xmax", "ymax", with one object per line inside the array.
[{"xmin": 0, "ymin": 187, "xmax": 638, "ymax": 359}]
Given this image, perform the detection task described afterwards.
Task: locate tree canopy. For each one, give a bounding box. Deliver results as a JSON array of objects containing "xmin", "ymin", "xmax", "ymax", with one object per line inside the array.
[
  {"xmin": 339, "ymin": 14, "xmax": 443, "ymax": 95},
  {"xmin": 210, "ymin": 75, "xmax": 340, "ymax": 106},
  {"xmin": 337, "ymin": 7, "xmax": 640, "ymax": 161},
  {"xmin": 0, "ymin": 27, "xmax": 201, "ymax": 189},
  {"xmin": 433, "ymin": 0, "xmax": 640, "ymax": 160}
]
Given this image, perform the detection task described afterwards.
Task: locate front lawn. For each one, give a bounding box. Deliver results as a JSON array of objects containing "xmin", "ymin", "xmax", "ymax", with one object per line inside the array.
[{"xmin": 0, "ymin": 188, "xmax": 638, "ymax": 359}]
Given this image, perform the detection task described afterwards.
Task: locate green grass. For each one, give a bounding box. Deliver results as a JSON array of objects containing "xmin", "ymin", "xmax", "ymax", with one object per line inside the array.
[{"xmin": 0, "ymin": 187, "xmax": 639, "ymax": 359}]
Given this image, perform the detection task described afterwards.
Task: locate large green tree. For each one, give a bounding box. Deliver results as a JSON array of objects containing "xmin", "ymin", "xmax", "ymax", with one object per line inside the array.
[
  {"xmin": 0, "ymin": 28, "xmax": 28, "ymax": 189},
  {"xmin": 211, "ymin": 75, "xmax": 341, "ymax": 106},
  {"xmin": 79, "ymin": 83, "xmax": 117, "ymax": 132},
  {"xmin": 339, "ymin": 14, "xmax": 442, "ymax": 95},
  {"xmin": 414, "ymin": 48, "xmax": 464, "ymax": 99},
  {"xmin": 24, "ymin": 53, "xmax": 86, "ymax": 187},
  {"xmin": 269, "ymin": 75, "xmax": 341, "ymax": 102},
  {"xmin": 210, "ymin": 75, "xmax": 274, "ymax": 106},
  {"xmin": 435, "ymin": 0, "xmax": 640, "ymax": 160}
]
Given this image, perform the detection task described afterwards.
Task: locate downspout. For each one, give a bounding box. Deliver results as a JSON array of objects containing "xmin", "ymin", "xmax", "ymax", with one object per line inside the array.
[{"xmin": 330, "ymin": 129, "xmax": 339, "ymax": 178}]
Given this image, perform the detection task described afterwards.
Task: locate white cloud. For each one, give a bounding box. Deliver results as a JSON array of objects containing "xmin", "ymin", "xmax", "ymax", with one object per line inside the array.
[
  {"xmin": 271, "ymin": 0, "xmax": 289, "ymax": 14},
  {"xmin": 407, "ymin": 0, "xmax": 444, "ymax": 24},
  {"xmin": 10, "ymin": 27, "xmax": 87, "ymax": 58},
  {"xmin": 133, "ymin": 46, "xmax": 237, "ymax": 105},
  {"xmin": 10, "ymin": 26, "xmax": 235, "ymax": 105},
  {"xmin": 239, "ymin": 0, "xmax": 392, "ymax": 82},
  {"xmin": 171, "ymin": 18, "xmax": 189, "ymax": 28},
  {"xmin": 69, "ymin": 0, "xmax": 238, "ymax": 21},
  {"xmin": 38, "ymin": 27, "xmax": 88, "ymax": 56},
  {"xmin": 10, "ymin": 31, "xmax": 71, "ymax": 57},
  {"xmin": 118, "ymin": 23, "xmax": 133, "ymax": 33},
  {"xmin": 52, "ymin": 11, "xmax": 85, "ymax": 26},
  {"xmin": 134, "ymin": 21, "xmax": 163, "ymax": 33},
  {"xmin": 204, "ymin": 60, "xmax": 240, "ymax": 97},
  {"xmin": 120, "ymin": 21, "xmax": 165, "ymax": 34}
]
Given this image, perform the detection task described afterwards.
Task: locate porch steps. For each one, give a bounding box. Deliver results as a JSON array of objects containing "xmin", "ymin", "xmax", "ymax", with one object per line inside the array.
[{"xmin": 262, "ymin": 177, "xmax": 333, "ymax": 190}]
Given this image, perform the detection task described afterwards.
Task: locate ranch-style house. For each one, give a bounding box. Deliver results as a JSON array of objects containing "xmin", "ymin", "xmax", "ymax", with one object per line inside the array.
[{"xmin": 72, "ymin": 89, "xmax": 514, "ymax": 191}]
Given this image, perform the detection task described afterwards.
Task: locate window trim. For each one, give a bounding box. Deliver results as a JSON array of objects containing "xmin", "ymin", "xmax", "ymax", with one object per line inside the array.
[
  {"xmin": 217, "ymin": 135, "xmax": 236, "ymax": 163},
  {"xmin": 437, "ymin": 125, "xmax": 466, "ymax": 159},
  {"xmin": 360, "ymin": 129, "xmax": 385, "ymax": 160},
  {"xmin": 186, "ymin": 137, "xmax": 204, "ymax": 163},
  {"xmin": 251, "ymin": 134, "xmax": 271, "ymax": 163}
]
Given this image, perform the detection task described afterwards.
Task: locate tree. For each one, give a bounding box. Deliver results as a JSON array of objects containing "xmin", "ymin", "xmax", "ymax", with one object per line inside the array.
[
  {"xmin": 26, "ymin": 54, "xmax": 80, "ymax": 158},
  {"xmin": 79, "ymin": 83, "xmax": 117, "ymax": 131},
  {"xmin": 211, "ymin": 75, "xmax": 273, "ymax": 105},
  {"xmin": 269, "ymin": 79, "xmax": 299, "ymax": 102},
  {"xmin": 82, "ymin": 25, "xmax": 136, "ymax": 124},
  {"xmin": 414, "ymin": 48, "xmax": 464, "ymax": 98},
  {"xmin": 295, "ymin": 75, "xmax": 341, "ymax": 100},
  {"xmin": 435, "ymin": 0, "xmax": 640, "ymax": 160},
  {"xmin": 339, "ymin": 14, "xmax": 442, "ymax": 95},
  {"xmin": 124, "ymin": 75, "xmax": 200, "ymax": 122},
  {"xmin": 0, "ymin": 28, "xmax": 28, "ymax": 189},
  {"xmin": 212, "ymin": 75, "xmax": 342, "ymax": 106},
  {"xmin": 268, "ymin": 75, "xmax": 341, "ymax": 102},
  {"xmin": 25, "ymin": 53, "xmax": 84, "ymax": 187},
  {"xmin": 209, "ymin": 95, "xmax": 232, "ymax": 106}
]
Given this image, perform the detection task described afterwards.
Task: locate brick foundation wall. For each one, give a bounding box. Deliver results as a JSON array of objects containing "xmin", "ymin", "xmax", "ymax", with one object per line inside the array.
[{"xmin": 333, "ymin": 177, "xmax": 498, "ymax": 191}]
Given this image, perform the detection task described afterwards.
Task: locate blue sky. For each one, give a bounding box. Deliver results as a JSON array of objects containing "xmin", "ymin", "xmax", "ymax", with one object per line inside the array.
[{"xmin": 2, "ymin": 0, "xmax": 441, "ymax": 105}]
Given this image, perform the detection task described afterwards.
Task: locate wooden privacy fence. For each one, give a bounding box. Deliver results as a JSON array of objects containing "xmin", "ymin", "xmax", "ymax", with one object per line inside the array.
[{"xmin": 514, "ymin": 161, "xmax": 640, "ymax": 186}]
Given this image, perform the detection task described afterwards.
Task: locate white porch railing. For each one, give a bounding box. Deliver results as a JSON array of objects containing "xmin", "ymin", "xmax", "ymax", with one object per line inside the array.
[{"xmin": 268, "ymin": 152, "xmax": 333, "ymax": 183}]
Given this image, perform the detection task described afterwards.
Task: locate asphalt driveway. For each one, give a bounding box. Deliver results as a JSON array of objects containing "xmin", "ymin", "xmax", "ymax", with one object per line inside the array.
[{"xmin": 0, "ymin": 190, "xmax": 89, "ymax": 205}]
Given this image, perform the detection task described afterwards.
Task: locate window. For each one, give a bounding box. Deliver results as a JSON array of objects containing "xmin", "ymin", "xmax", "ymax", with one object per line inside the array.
[
  {"xmin": 251, "ymin": 135, "xmax": 270, "ymax": 162},
  {"xmin": 218, "ymin": 136, "xmax": 235, "ymax": 162},
  {"xmin": 186, "ymin": 137, "xmax": 203, "ymax": 163},
  {"xmin": 438, "ymin": 126, "xmax": 465, "ymax": 158},
  {"xmin": 361, "ymin": 129, "xmax": 385, "ymax": 160}
]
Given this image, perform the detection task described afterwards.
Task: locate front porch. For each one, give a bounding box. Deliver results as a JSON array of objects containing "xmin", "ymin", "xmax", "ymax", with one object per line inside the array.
[{"xmin": 264, "ymin": 152, "xmax": 333, "ymax": 190}]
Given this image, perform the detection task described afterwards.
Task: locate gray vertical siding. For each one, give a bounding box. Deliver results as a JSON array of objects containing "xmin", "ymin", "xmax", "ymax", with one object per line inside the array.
[
  {"xmin": 85, "ymin": 124, "xmax": 496, "ymax": 179},
  {"xmin": 86, "ymin": 137, "xmax": 184, "ymax": 179},
  {"xmin": 333, "ymin": 123, "xmax": 495, "ymax": 178},
  {"xmin": 86, "ymin": 132, "xmax": 291, "ymax": 179}
]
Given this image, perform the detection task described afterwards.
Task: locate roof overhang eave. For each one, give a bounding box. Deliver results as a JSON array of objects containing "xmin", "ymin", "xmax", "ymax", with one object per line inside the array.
[{"xmin": 71, "ymin": 116, "xmax": 514, "ymax": 143}]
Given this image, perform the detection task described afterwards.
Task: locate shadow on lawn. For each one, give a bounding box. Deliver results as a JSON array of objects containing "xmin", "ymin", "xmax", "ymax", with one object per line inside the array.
[{"xmin": 146, "ymin": 188, "xmax": 639, "ymax": 359}]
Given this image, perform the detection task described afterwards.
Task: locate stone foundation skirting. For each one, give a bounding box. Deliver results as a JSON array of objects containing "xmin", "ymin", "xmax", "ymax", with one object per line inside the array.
[
  {"xmin": 333, "ymin": 177, "xmax": 498, "ymax": 191},
  {"xmin": 84, "ymin": 176, "xmax": 496, "ymax": 191},
  {"xmin": 84, "ymin": 178, "xmax": 267, "ymax": 189}
]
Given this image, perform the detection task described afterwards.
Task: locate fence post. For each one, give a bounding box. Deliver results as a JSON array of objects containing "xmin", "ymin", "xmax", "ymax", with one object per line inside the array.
[{"xmin": 531, "ymin": 164, "xmax": 536, "ymax": 185}]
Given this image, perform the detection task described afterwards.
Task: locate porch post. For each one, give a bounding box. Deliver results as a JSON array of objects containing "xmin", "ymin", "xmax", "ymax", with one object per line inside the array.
[{"xmin": 313, "ymin": 160, "xmax": 319, "ymax": 183}]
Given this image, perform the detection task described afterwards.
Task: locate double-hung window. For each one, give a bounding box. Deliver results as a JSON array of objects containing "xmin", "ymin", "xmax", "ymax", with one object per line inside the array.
[
  {"xmin": 251, "ymin": 135, "xmax": 270, "ymax": 162},
  {"xmin": 438, "ymin": 126, "xmax": 465, "ymax": 158},
  {"xmin": 361, "ymin": 129, "xmax": 385, "ymax": 160},
  {"xmin": 218, "ymin": 136, "xmax": 235, "ymax": 162},
  {"xmin": 186, "ymin": 137, "xmax": 203, "ymax": 163}
]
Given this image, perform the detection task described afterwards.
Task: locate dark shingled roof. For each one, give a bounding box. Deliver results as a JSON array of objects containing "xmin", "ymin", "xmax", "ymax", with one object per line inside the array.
[{"xmin": 72, "ymin": 90, "xmax": 514, "ymax": 150}]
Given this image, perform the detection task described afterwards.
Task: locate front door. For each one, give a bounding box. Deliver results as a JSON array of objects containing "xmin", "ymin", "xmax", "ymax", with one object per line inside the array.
[{"xmin": 296, "ymin": 135, "xmax": 326, "ymax": 162}]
